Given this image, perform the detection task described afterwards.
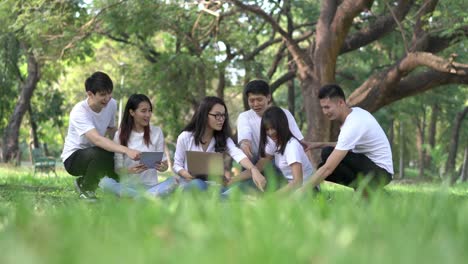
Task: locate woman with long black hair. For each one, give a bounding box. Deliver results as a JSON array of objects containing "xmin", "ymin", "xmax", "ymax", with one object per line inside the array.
[
  {"xmin": 99, "ymin": 94, "xmax": 177, "ymax": 197},
  {"xmin": 173, "ymin": 96, "xmax": 266, "ymax": 191}
]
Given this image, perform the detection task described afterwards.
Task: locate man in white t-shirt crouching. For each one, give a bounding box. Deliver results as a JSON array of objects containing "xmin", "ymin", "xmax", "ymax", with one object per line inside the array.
[
  {"xmin": 303, "ymin": 84, "xmax": 393, "ymax": 194},
  {"xmin": 61, "ymin": 72, "xmax": 140, "ymax": 200}
]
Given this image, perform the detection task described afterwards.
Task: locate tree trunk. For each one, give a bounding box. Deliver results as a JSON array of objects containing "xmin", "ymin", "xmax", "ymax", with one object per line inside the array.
[
  {"xmin": 426, "ymin": 103, "xmax": 439, "ymax": 170},
  {"xmin": 286, "ymin": 2, "xmax": 295, "ymax": 116},
  {"xmin": 2, "ymin": 50, "xmax": 40, "ymax": 163},
  {"xmin": 460, "ymin": 147, "xmax": 467, "ymax": 182},
  {"xmin": 287, "ymin": 60, "xmax": 295, "ymax": 116},
  {"xmin": 287, "ymin": 78, "xmax": 295, "ymax": 116},
  {"xmin": 302, "ymin": 78, "xmax": 331, "ymax": 166},
  {"xmin": 196, "ymin": 63, "xmax": 206, "ymax": 101},
  {"xmin": 399, "ymin": 121, "xmax": 405, "ymax": 179},
  {"xmin": 415, "ymin": 113, "xmax": 426, "ymax": 178},
  {"xmin": 28, "ymin": 104, "xmax": 40, "ymax": 149},
  {"xmin": 216, "ymin": 64, "xmax": 226, "ymax": 100},
  {"xmin": 388, "ymin": 118, "xmax": 394, "ymax": 150},
  {"xmin": 446, "ymin": 106, "xmax": 468, "ymax": 183}
]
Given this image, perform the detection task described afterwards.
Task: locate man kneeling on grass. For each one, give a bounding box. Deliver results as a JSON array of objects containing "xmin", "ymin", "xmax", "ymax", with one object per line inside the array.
[{"xmin": 302, "ymin": 84, "xmax": 393, "ymax": 194}]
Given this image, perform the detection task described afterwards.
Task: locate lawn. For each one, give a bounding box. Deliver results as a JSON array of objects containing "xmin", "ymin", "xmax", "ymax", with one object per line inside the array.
[{"xmin": 1, "ymin": 165, "xmax": 467, "ymax": 264}]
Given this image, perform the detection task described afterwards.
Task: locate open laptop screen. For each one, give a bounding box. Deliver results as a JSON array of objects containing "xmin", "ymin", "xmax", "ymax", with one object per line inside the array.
[{"xmin": 186, "ymin": 151, "xmax": 224, "ymax": 181}]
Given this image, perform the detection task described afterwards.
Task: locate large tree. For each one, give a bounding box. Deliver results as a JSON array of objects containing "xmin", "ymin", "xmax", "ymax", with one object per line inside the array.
[
  {"xmin": 229, "ymin": 0, "xmax": 468, "ymax": 162},
  {"xmin": 1, "ymin": 0, "xmax": 93, "ymax": 162}
]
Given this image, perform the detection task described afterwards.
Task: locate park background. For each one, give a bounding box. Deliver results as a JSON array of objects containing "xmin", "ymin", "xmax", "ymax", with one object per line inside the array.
[{"xmin": 0, "ymin": 1, "xmax": 467, "ymax": 263}]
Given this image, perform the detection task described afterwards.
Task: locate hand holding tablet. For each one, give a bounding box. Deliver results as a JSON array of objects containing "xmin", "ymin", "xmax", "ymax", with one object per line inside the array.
[{"xmin": 140, "ymin": 152, "xmax": 164, "ymax": 168}]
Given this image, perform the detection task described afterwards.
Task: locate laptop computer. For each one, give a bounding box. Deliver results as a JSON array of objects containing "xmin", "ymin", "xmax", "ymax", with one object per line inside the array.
[{"xmin": 186, "ymin": 151, "xmax": 225, "ymax": 182}]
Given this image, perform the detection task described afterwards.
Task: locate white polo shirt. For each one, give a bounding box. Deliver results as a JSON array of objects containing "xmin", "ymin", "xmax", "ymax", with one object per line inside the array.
[
  {"xmin": 265, "ymin": 138, "xmax": 314, "ymax": 184},
  {"xmin": 114, "ymin": 125, "xmax": 167, "ymax": 187},
  {"xmin": 237, "ymin": 108, "xmax": 303, "ymax": 157},
  {"xmin": 172, "ymin": 131, "xmax": 247, "ymax": 174},
  {"xmin": 335, "ymin": 107, "xmax": 394, "ymax": 174},
  {"xmin": 61, "ymin": 98, "xmax": 117, "ymax": 162}
]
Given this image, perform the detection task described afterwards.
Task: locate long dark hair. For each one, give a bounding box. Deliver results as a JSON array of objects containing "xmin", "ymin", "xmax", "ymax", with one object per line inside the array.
[
  {"xmin": 183, "ymin": 96, "xmax": 232, "ymax": 152},
  {"xmin": 259, "ymin": 106, "xmax": 296, "ymax": 156},
  {"xmin": 119, "ymin": 94, "xmax": 152, "ymax": 147}
]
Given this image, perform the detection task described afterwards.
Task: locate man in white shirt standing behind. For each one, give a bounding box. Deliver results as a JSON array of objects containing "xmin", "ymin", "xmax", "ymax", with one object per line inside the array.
[
  {"xmin": 61, "ymin": 71, "xmax": 140, "ymax": 200},
  {"xmin": 236, "ymin": 80, "xmax": 312, "ymax": 189}
]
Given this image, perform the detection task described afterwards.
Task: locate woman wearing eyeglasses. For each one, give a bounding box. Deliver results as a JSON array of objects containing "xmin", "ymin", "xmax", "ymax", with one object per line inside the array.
[{"xmin": 173, "ymin": 96, "xmax": 266, "ymax": 191}]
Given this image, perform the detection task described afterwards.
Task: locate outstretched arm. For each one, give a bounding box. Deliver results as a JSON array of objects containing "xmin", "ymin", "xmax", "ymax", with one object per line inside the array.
[
  {"xmin": 303, "ymin": 149, "xmax": 347, "ymax": 189},
  {"xmin": 300, "ymin": 141, "xmax": 336, "ymax": 152},
  {"xmin": 85, "ymin": 128, "xmax": 141, "ymax": 160},
  {"xmin": 230, "ymin": 156, "xmax": 273, "ymax": 192},
  {"xmin": 277, "ymin": 162, "xmax": 303, "ymax": 194}
]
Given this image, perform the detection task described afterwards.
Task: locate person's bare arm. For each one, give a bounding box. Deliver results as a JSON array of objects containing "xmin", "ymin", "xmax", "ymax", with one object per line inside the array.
[
  {"xmin": 300, "ymin": 141, "xmax": 336, "ymax": 152},
  {"xmin": 85, "ymin": 128, "xmax": 140, "ymax": 160},
  {"xmin": 239, "ymin": 139, "xmax": 254, "ymax": 159},
  {"xmin": 177, "ymin": 169, "xmax": 195, "ymax": 181},
  {"xmin": 277, "ymin": 162, "xmax": 303, "ymax": 194},
  {"xmin": 303, "ymin": 149, "xmax": 348, "ymax": 189},
  {"xmin": 230, "ymin": 156, "xmax": 272, "ymax": 191}
]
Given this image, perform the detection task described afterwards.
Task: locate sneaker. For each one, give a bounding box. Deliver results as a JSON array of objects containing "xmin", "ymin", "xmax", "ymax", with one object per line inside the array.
[
  {"xmin": 313, "ymin": 185, "xmax": 321, "ymax": 193},
  {"xmin": 79, "ymin": 190, "xmax": 98, "ymax": 201},
  {"xmin": 74, "ymin": 177, "xmax": 83, "ymax": 193},
  {"xmin": 74, "ymin": 177, "xmax": 98, "ymax": 201}
]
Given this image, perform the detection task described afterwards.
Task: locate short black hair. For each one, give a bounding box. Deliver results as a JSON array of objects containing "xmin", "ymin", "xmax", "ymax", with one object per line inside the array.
[
  {"xmin": 244, "ymin": 79, "xmax": 270, "ymax": 98},
  {"xmin": 318, "ymin": 84, "xmax": 346, "ymax": 100},
  {"xmin": 85, "ymin": 71, "xmax": 113, "ymax": 94}
]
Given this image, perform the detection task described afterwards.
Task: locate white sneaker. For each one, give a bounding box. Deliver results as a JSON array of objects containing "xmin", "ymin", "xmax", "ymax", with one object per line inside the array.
[{"xmin": 74, "ymin": 177, "xmax": 98, "ymax": 201}]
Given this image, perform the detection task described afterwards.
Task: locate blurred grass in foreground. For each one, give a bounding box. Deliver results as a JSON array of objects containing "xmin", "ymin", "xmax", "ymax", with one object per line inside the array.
[{"xmin": 0, "ymin": 165, "xmax": 467, "ymax": 264}]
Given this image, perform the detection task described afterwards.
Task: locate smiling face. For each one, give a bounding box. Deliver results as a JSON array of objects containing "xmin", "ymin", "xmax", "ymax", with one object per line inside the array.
[
  {"xmin": 130, "ymin": 101, "xmax": 152, "ymax": 131},
  {"xmin": 207, "ymin": 103, "xmax": 226, "ymax": 131},
  {"xmin": 87, "ymin": 91, "xmax": 112, "ymax": 112},
  {"xmin": 247, "ymin": 93, "xmax": 271, "ymax": 116},
  {"xmin": 266, "ymin": 126, "xmax": 278, "ymax": 142},
  {"xmin": 319, "ymin": 97, "xmax": 346, "ymax": 122}
]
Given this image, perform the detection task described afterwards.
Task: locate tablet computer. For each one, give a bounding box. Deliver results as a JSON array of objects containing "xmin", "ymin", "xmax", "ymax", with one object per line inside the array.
[{"xmin": 140, "ymin": 152, "xmax": 164, "ymax": 168}]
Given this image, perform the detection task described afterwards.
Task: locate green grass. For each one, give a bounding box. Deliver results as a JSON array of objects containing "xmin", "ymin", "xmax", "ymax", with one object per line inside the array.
[{"xmin": 1, "ymin": 165, "xmax": 467, "ymax": 264}]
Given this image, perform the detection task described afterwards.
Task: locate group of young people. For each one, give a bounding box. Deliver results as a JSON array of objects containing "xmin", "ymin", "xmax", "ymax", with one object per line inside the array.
[{"xmin": 61, "ymin": 71, "xmax": 393, "ymax": 200}]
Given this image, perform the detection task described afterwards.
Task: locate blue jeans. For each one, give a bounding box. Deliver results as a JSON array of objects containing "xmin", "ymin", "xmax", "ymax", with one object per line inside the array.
[
  {"xmin": 177, "ymin": 177, "xmax": 208, "ymax": 192},
  {"xmin": 99, "ymin": 176, "xmax": 179, "ymax": 198}
]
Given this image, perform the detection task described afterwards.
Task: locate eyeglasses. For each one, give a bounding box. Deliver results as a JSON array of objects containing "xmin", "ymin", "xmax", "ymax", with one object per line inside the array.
[{"xmin": 208, "ymin": 113, "xmax": 227, "ymax": 121}]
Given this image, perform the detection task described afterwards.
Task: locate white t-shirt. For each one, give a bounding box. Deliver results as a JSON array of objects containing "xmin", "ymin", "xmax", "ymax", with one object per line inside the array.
[
  {"xmin": 113, "ymin": 125, "xmax": 167, "ymax": 187},
  {"xmin": 335, "ymin": 107, "xmax": 394, "ymax": 174},
  {"xmin": 237, "ymin": 108, "xmax": 303, "ymax": 157},
  {"xmin": 173, "ymin": 131, "xmax": 247, "ymax": 174},
  {"xmin": 61, "ymin": 98, "xmax": 117, "ymax": 162},
  {"xmin": 265, "ymin": 138, "xmax": 314, "ymax": 184}
]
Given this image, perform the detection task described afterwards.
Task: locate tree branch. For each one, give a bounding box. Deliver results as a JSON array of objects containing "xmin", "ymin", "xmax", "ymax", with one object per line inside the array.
[
  {"xmin": 267, "ymin": 42, "xmax": 287, "ymax": 79},
  {"xmin": 348, "ymin": 52, "xmax": 468, "ymax": 111},
  {"xmin": 228, "ymin": 0, "xmax": 310, "ymax": 77},
  {"xmin": 270, "ymin": 71, "xmax": 296, "ymax": 94},
  {"xmin": 244, "ymin": 37, "xmax": 283, "ymax": 61},
  {"xmin": 341, "ymin": 0, "xmax": 414, "ymax": 54},
  {"xmin": 383, "ymin": 70, "xmax": 468, "ymax": 109}
]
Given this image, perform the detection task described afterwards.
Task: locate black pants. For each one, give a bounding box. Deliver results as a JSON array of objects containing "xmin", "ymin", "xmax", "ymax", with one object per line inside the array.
[
  {"xmin": 320, "ymin": 147, "xmax": 392, "ymax": 189},
  {"xmin": 64, "ymin": 146, "xmax": 119, "ymax": 191}
]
